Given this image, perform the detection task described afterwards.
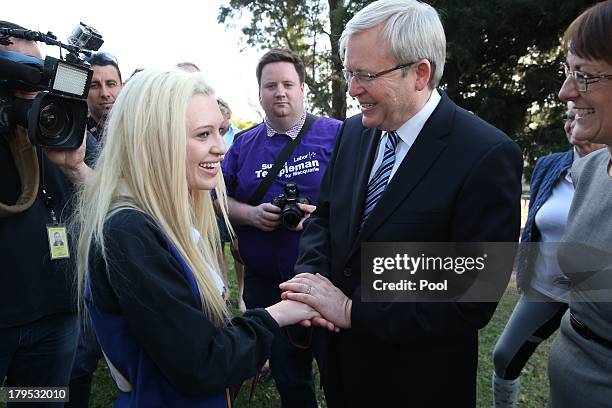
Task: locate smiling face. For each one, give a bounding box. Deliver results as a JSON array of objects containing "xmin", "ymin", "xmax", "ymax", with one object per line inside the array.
[
  {"xmin": 186, "ymin": 94, "xmax": 226, "ymax": 191},
  {"xmin": 559, "ymin": 52, "xmax": 612, "ymax": 147},
  {"xmin": 343, "ymin": 25, "xmax": 432, "ymax": 131},
  {"xmin": 565, "ymin": 101, "xmax": 606, "ymax": 157}
]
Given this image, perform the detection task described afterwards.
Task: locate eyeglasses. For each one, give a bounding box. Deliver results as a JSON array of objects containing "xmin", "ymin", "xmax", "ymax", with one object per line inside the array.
[
  {"xmin": 564, "ymin": 66, "xmax": 612, "ymax": 92},
  {"xmin": 343, "ymin": 61, "xmax": 418, "ymax": 84}
]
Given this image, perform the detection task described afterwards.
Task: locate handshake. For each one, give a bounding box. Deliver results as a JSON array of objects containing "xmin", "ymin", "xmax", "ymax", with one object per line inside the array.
[{"xmin": 265, "ymin": 273, "xmax": 352, "ymax": 332}]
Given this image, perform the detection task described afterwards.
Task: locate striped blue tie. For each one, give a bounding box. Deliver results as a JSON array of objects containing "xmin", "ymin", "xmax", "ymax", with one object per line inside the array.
[{"xmin": 361, "ymin": 131, "xmax": 400, "ymax": 227}]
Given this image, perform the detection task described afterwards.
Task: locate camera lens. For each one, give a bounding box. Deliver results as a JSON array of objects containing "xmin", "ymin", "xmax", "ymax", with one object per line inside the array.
[
  {"xmin": 281, "ymin": 207, "xmax": 302, "ymax": 229},
  {"xmin": 26, "ymin": 93, "xmax": 88, "ymax": 149},
  {"xmin": 38, "ymin": 102, "xmax": 69, "ymax": 141}
]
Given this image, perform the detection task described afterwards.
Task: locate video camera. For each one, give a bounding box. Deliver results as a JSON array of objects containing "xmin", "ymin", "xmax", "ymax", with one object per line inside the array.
[{"xmin": 0, "ymin": 22, "xmax": 103, "ymax": 149}]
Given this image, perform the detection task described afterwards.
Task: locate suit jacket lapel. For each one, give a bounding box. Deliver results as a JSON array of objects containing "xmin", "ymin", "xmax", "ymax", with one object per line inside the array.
[{"xmin": 348, "ymin": 92, "xmax": 456, "ymax": 257}]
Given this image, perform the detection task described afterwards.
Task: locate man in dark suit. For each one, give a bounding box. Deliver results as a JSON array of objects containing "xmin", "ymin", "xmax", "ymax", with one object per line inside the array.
[{"xmin": 279, "ymin": 0, "xmax": 523, "ymax": 406}]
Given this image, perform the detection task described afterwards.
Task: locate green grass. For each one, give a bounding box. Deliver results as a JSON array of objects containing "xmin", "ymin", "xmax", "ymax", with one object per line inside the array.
[
  {"xmin": 90, "ymin": 245, "xmax": 553, "ymax": 407},
  {"xmin": 476, "ymin": 280, "xmax": 553, "ymax": 407}
]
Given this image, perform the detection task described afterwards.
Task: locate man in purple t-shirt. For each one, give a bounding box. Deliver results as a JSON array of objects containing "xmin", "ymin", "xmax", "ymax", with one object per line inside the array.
[{"xmin": 222, "ymin": 48, "xmax": 341, "ymax": 407}]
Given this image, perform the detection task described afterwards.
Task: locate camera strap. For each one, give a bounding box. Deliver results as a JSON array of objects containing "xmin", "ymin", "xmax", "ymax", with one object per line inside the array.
[
  {"xmin": 0, "ymin": 126, "xmax": 39, "ymax": 217},
  {"xmin": 247, "ymin": 113, "xmax": 317, "ymax": 206}
]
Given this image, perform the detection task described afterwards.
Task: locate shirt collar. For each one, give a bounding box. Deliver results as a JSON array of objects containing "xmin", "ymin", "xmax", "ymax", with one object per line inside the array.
[
  {"xmin": 572, "ymin": 147, "xmax": 580, "ymax": 163},
  {"xmin": 87, "ymin": 116, "xmax": 104, "ymax": 141},
  {"xmin": 265, "ymin": 111, "xmax": 307, "ymax": 139},
  {"xmin": 392, "ymin": 89, "xmax": 441, "ymax": 149}
]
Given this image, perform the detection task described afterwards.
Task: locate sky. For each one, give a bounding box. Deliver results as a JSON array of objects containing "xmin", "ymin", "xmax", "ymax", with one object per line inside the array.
[{"xmin": 4, "ymin": 0, "xmax": 266, "ymax": 122}]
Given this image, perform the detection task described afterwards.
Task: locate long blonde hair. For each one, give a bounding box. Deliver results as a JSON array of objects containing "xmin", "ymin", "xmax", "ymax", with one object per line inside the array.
[{"xmin": 76, "ymin": 69, "xmax": 230, "ymax": 326}]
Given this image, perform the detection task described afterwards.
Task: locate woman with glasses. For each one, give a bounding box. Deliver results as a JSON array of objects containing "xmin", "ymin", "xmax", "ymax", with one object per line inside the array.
[
  {"xmin": 492, "ymin": 101, "xmax": 604, "ymax": 407},
  {"xmin": 75, "ymin": 69, "xmax": 333, "ymax": 407},
  {"xmin": 547, "ymin": 2, "xmax": 612, "ymax": 406}
]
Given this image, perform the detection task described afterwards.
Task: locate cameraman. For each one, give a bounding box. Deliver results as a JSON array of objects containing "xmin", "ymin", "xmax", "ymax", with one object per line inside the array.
[
  {"xmin": 0, "ymin": 21, "xmax": 95, "ymax": 404},
  {"xmin": 221, "ymin": 48, "xmax": 341, "ymax": 407}
]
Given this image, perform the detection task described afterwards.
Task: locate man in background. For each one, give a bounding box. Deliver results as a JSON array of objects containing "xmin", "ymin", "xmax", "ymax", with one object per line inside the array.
[
  {"xmin": 85, "ymin": 52, "xmax": 122, "ymax": 141},
  {"xmin": 222, "ymin": 48, "xmax": 341, "ymax": 407}
]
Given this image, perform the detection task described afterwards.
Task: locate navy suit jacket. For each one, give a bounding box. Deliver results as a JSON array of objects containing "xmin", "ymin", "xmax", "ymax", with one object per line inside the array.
[{"xmin": 295, "ymin": 91, "xmax": 522, "ymax": 407}]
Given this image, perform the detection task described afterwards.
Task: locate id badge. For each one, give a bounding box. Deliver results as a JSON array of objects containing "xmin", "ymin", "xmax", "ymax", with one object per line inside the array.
[{"xmin": 47, "ymin": 224, "xmax": 70, "ymax": 260}]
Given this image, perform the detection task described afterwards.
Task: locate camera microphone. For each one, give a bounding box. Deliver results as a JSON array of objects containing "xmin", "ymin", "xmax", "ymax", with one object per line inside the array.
[
  {"xmin": 0, "ymin": 56, "xmax": 41, "ymax": 84},
  {"xmin": 0, "ymin": 24, "xmax": 93, "ymax": 149}
]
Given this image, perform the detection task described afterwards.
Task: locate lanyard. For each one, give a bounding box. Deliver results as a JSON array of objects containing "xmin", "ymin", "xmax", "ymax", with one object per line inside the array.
[{"xmin": 38, "ymin": 149, "xmax": 58, "ymax": 224}]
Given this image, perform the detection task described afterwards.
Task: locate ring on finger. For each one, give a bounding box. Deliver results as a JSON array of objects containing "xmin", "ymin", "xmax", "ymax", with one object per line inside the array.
[{"xmin": 306, "ymin": 285, "xmax": 312, "ymax": 295}]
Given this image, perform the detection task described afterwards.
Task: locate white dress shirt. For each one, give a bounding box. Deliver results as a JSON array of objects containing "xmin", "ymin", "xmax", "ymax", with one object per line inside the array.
[{"xmin": 368, "ymin": 89, "xmax": 441, "ymax": 182}]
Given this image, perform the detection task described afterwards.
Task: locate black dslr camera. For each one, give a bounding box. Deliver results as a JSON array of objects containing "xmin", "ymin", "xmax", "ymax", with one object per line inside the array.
[
  {"xmin": 0, "ymin": 22, "xmax": 102, "ymax": 149},
  {"xmin": 271, "ymin": 183, "xmax": 311, "ymax": 230}
]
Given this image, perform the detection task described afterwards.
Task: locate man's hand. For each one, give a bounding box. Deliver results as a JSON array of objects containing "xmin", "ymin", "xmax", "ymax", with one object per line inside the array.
[
  {"xmin": 279, "ymin": 273, "xmax": 352, "ymax": 329},
  {"xmin": 249, "ymin": 203, "xmax": 281, "ymax": 231},
  {"xmin": 289, "ymin": 202, "xmax": 317, "ymax": 232},
  {"xmin": 43, "ymin": 133, "xmax": 92, "ymax": 184}
]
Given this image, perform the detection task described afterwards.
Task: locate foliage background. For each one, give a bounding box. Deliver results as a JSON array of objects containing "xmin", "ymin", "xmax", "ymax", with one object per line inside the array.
[{"xmin": 218, "ymin": 0, "xmax": 599, "ymax": 178}]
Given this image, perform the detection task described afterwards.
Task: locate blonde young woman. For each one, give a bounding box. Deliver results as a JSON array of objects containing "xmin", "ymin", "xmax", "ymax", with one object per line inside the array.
[{"xmin": 75, "ymin": 70, "xmax": 330, "ymax": 407}]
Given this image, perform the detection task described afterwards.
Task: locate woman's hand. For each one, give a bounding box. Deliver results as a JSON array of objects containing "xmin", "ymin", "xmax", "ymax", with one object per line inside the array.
[{"xmin": 265, "ymin": 299, "xmax": 339, "ymax": 331}]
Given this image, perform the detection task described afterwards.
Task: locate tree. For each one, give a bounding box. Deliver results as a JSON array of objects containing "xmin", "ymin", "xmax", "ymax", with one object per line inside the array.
[
  {"xmin": 218, "ymin": 0, "xmax": 369, "ymax": 120},
  {"xmin": 433, "ymin": 0, "xmax": 598, "ymax": 178},
  {"xmin": 219, "ymin": 0, "xmax": 598, "ymax": 176}
]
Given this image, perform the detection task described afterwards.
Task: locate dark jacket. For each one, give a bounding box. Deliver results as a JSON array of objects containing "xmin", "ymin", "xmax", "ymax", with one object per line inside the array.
[
  {"xmin": 0, "ymin": 130, "xmax": 98, "ymax": 328},
  {"xmin": 87, "ymin": 209, "xmax": 280, "ymax": 407},
  {"xmin": 295, "ymin": 91, "xmax": 522, "ymax": 407}
]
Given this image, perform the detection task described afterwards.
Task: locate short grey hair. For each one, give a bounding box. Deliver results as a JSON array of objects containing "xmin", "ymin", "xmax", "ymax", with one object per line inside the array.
[{"xmin": 339, "ymin": 0, "xmax": 446, "ymax": 88}]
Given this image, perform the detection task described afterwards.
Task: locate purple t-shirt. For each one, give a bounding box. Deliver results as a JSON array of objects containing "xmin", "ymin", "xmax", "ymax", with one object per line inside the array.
[{"xmin": 222, "ymin": 116, "xmax": 341, "ymax": 283}]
